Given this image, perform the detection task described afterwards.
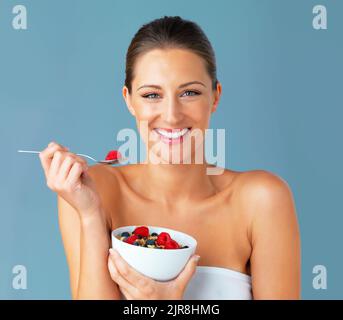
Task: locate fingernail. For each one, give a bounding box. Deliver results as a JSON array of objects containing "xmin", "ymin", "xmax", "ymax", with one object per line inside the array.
[
  {"xmin": 109, "ymin": 248, "xmax": 114, "ymax": 255},
  {"xmin": 48, "ymin": 142, "xmax": 54, "ymax": 147},
  {"xmin": 194, "ymin": 255, "xmax": 201, "ymax": 262}
]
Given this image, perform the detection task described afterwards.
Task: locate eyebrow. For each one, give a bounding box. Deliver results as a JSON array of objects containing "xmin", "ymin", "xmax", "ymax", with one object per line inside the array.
[{"xmin": 137, "ymin": 81, "xmax": 206, "ymax": 91}]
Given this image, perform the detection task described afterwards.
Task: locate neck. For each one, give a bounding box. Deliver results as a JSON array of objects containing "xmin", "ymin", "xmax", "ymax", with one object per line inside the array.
[{"xmin": 141, "ymin": 161, "xmax": 216, "ymax": 205}]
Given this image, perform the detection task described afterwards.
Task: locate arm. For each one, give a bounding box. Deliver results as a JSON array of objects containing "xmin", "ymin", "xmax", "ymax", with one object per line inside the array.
[
  {"xmin": 243, "ymin": 171, "xmax": 301, "ymax": 299},
  {"xmin": 58, "ymin": 196, "xmax": 121, "ymax": 299},
  {"xmin": 40, "ymin": 141, "xmax": 121, "ymax": 299}
]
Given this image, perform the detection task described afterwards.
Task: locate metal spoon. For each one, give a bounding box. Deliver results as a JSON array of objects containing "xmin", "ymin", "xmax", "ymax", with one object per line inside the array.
[{"xmin": 17, "ymin": 150, "xmax": 124, "ymax": 165}]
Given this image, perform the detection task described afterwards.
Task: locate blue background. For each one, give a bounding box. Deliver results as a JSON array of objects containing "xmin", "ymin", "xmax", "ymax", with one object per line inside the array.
[{"xmin": 0, "ymin": 0, "xmax": 342, "ymax": 299}]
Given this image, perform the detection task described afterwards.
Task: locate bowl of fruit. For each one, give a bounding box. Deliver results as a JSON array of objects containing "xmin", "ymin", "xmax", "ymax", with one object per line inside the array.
[{"xmin": 111, "ymin": 225, "xmax": 197, "ymax": 281}]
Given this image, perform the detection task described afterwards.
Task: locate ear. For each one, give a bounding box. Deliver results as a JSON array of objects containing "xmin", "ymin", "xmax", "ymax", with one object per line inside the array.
[
  {"xmin": 211, "ymin": 81, "xmax": 222, "ymax": 113},
  {"xmin": 122, "ymin": 86, "xmax": 136, "ymax": 116}
]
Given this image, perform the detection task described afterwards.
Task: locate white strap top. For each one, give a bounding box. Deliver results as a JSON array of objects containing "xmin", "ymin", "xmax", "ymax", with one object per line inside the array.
[{"xmin": 183, "ymin": 266, "xmax": 252, "ymax": 300}]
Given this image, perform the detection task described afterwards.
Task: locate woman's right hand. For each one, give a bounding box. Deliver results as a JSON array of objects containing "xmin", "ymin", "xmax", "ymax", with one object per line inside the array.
[{"xmin": 39, "ymin": 141, "xmax": 102, "ymax": 218}]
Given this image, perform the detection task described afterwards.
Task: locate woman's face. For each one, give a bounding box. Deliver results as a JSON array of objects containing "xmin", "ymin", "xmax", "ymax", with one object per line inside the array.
[{"xmin": 123, "ymin": 48, "xmax": 222, "ymax": 164}]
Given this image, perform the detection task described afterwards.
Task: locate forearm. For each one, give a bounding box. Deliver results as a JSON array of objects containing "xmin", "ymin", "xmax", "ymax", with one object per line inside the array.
[{"xmin": 76, "ymin": 208, "xmax": 120, "ymax": 300}]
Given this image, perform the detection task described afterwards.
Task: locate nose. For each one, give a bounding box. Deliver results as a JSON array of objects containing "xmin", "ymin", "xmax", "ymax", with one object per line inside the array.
[{"xmin": 161, "ymin": 95, "xmax": 184, "ymax": 124}]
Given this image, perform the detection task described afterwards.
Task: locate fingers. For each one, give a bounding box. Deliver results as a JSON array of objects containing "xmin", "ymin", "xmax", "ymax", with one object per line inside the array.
[
  {"xmin": 58, "ymin": 154, "xmax": 75, "ymax": 181},
  {"xmin": 39, "ymin": 142, "xmax": 68, "ymax": 178},
  {"xmin": 174, "ymin": 254, "xmax": 200, "ymax": 291},
  {"xmin": 109, "ymin": 249, "xmax": 153, "ymax": 295},
  {"xmin": 39, "ymin": 141, "xmax": 88, "ymax": 193},
  {"xmin": 49, "ymin": 150, "xmax": 64, "ymax": 179},
  {"xmin": 65, "ymin": 162, "xmax": 84, "ymax": 191},
  {"xmin": 108, "ymin": 250, "xmax": 199, "ymax": 300},
  {"xmin": 108, "ymin": 252, "xmax": 140, "ymax": 299},
  {"xmin": 119, "ymin": 286, "xmax": 133, "ymax": 300}
]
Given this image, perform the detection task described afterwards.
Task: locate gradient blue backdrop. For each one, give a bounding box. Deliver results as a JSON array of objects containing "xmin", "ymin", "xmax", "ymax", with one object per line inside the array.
[{"xmin": 1, "ymin": 0, "xmax": 342, "ymax": 299}]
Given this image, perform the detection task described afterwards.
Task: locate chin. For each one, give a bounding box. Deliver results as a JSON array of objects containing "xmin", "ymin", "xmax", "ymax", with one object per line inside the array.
[{"xmin": 150, "ymin": 145, "xmax": 196, "ymax": 165}]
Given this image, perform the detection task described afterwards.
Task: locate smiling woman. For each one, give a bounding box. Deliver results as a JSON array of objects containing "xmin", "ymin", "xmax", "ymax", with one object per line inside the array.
[
  {"xmin": 124, "ymin": 53, "xmax": 220, "ymax": 166},
  {"xmin": 40, "ymin": 15, "xmax": 301, "ymax": 300}
]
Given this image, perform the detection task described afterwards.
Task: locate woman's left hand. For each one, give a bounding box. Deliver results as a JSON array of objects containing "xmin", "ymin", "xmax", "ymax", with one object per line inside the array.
[{"xmin": 108, "ymin": 248, "xmax": 200, "ymax": 300}]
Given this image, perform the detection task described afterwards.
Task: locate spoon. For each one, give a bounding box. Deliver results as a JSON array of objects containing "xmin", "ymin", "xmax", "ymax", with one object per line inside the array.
[{"xmin": 17, "ymin": 150, "xmax": 124, "ymax": 165}]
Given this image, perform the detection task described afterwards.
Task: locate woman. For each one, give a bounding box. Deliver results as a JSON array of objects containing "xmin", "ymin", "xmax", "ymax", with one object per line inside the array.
[{"xmin": 39, "ymin": 16, "xmax": 301, "ymax": 300}]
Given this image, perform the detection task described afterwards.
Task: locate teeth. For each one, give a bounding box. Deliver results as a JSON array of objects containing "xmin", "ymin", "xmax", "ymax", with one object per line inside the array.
[{"xmin": 155, "ymin": 128, "xmax": 189, "ymax": 139}]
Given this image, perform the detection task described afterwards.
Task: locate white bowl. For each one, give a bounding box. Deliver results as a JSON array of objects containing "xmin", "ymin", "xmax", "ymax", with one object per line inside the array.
[{"xmin": 111, "ymin": 225, "xmax": 197, "ymax": 281}]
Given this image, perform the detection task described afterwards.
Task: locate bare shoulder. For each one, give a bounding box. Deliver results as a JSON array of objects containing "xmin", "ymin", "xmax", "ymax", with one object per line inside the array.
[
  {"xmin": 85, "ymin": 163, "xmax": 140, "ymax": 203},
  {"xmin": 85, "ymin": 164, "xmax": 126, "ymax": 227},
  {"xmin": 87, "ymin": 163, "xmax": 140, "ymax": 180},
  {"xmin": 234, "ymin": 171, "xmax": 301, "ymax": 298},
  {"xmin": 207, "ymin": 167, "xmax": 290, "ymax": 197},
  {"xmin": 86, "ymin": 163, "xmax": 141, "ymax": 218},
  {"xmin": 233, "ymin": 169, "xmax": 298, "ymax": 239},
  {"xmin": 87, "ymin": 163, "xmax": 116, "ymax": 178},
  {"xmin": 86, "ymin": 163, "xmax": 123, "ymax": 187},
  {"xmin": 234, "ymin": 169, "xmax": 295, "ymax": 208}
]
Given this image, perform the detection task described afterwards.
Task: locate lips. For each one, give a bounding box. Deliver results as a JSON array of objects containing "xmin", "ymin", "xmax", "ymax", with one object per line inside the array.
[{"xmin": 154, "ymin": 127, "xmax": 191, "ymax": 140}]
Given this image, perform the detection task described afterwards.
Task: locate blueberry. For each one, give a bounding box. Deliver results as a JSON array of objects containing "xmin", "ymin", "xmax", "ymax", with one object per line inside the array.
[
  {"xmin": 121, "ymin": 232, "xmax": 130, "ymax": 237},
  {"xmin": 133, "ymin": 241, "xmax": 140, "ymax": 246},
  {"xmin": 146, "ymin": 239, "xmax": 155, "ymax": 246},
  {"xmin": 151, "ymin": 232, "xmax": 158, "ymax": 237}
]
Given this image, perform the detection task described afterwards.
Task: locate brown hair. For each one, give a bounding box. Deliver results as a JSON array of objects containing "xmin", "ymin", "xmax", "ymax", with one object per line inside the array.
[{"xmin": 125, "ymin": 16, "xmax": 218, "ymax": 94}]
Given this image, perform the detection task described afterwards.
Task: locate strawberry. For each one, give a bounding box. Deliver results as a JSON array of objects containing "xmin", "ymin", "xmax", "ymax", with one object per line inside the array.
[
  {"xmin": 133, "ymin": 226, "xmax": 149, "ymax": 238},
  {"xmin": 125, "ymin": 234, "xmax": 138, "ymax": 244},
  {"xmin": 165, "ymin": 239, "xmax": 180, "ymax": 249},
  {"xmin": 156, "ymin": 232, "xmax": 172, "ymax": 246},
  {"xmin": 105, "ymin": 150, "xmax": 121, "ymax": 161}
]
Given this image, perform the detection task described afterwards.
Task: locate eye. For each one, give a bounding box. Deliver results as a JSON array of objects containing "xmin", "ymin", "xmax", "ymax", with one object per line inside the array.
[
  {"xmin": 142, "ymin": 93, "xmax": 160, "ymax": 99},
  {"xmin": 181, "ymin": 90, "xmax": 200, "ymax": 97}
]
